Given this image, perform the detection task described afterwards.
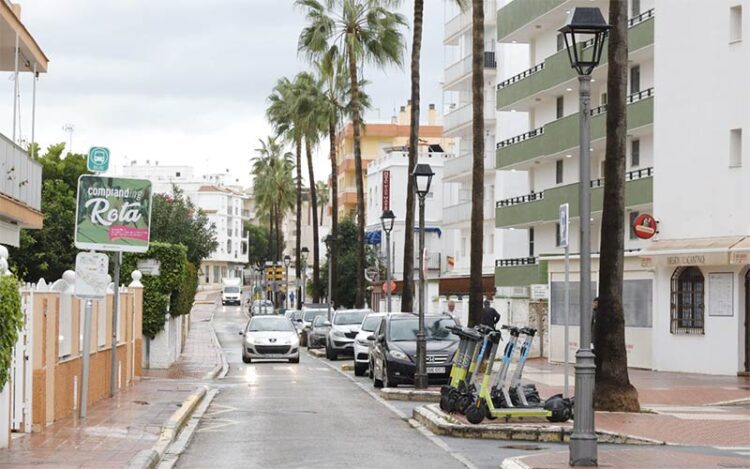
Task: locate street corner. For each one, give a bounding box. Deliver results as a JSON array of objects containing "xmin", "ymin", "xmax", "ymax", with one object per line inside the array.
[{"xmin": 380, "ymin": 387, "xmax": 442, "ymax": 402}]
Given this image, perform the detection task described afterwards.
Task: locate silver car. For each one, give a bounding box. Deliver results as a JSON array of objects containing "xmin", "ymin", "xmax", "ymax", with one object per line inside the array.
[
  {"xmin": 325, "ymin": 309, "xmax": 369, "ymax": 360},
  {"xmin": 240, "ymin": 316, "xmax": 300, "ymax": 363}
]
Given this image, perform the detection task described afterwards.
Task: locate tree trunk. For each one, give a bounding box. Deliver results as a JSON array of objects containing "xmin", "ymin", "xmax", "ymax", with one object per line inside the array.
[
  {"xmin": 276, "ymin": 204, "xmax": 282, "ymax": 264},
  {"xmin": 306, "ymin": 139, "xmax": 321, "ymax": 302},
  {"xmin": 269, "ymin": 204, "xmax": 275, "ymax": 264},
  {"xmin": 594, "ymin": 0, "xmax": 640, "ymax": 412},
  {"xmin": 329, "ymin": 119, "xmax": 338, "ymax": 306},
  {"xmin": 347, "ymin": 40, "xmax": 366, "ymax": 309},
  {"xmin": 295, "ymin": 135, "xmax": 303, "ymax": 309},
  {"xmin": 468, "ymin": 0, "xmax": 485, "ymax": 327},
  {"xmin": 401, "ymin": 0, "xmax": 424, "ymax": 313},
  {"xmin": 320, "ymin": 197, "xmax": 325, "ymax": 226}
]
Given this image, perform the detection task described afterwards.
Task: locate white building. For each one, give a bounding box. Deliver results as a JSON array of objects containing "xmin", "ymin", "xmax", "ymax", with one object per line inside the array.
[
  {"xmin": 121, "ymin": 162, "xmax": 251, "ymax": 284},
  {"xmin": 442, "ymin": 0, "xmax": 529, "ymax": 301}
]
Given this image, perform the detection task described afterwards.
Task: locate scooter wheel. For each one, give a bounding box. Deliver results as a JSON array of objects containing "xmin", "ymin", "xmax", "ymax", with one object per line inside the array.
[
  {"xmin": 456, "ymin": 395, "xmax": 474, "ymax": 414},
  {"xmin": 439, "ymin": 394, "xmax": 451, "ymax": 412},
  {"xmin": 465, "ymin": 401, "xmax": 486, "ymax": 425}
]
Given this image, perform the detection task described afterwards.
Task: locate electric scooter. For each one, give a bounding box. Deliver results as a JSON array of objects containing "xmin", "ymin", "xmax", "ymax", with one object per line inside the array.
[
  {"xmin": 440, "ymin": 326, "xmax": 484, "ymax": 412},
  {"xmin": 491, "ymin": 327, "xmax": 540, "ymax": 408},
  {"xmin": 452, "ymin": 325, "xmax": 496, "ymax": 414}
]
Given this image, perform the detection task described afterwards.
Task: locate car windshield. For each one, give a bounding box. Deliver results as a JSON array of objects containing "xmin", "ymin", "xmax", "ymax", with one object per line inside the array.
[
  {"xmin": 334, "ymin": 311, "xmax": 366, "ymax": 325},
  {"xmin": 303, "ymin": 310, "xmax": 327, "ymax": 322},
  {"xmin": 224, "ymin": 287, "xmax": 240, "ymax": 294},
  {"xmin": 389, "ymin": 317, "xmax": 457, "ymax": 341},
  {"xmin": 313, "ymin": 316, "xmax": 329, "ymax": 327},
  {"xmin": 248, "ymin": 317, "xmax": 294, "ymax": 332},
  {"xmin": 361, "ymin": 316, "xmax": 381, "ymax": 332},
  {"xmin": 292, "ymin": 312, "xmax": 303, "ymax": 321}
]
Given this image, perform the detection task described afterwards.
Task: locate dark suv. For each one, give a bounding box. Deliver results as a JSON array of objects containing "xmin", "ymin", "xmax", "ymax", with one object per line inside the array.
[{"xmin": 369, "ymin": 313, "xmax": 458, "ymax": 388}]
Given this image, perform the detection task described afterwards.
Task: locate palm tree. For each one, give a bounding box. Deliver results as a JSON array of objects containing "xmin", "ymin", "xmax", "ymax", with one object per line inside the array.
[
  {"xmin": 267, "ymin": 77, "xmax": 305, "ymax": 308},
  {"xmin": 402, "ymin": 0, "xmax": 467, "ymax": 313},
  {"xmin": 316, "ymin": 180, "xmax": 329, "ymax": 225},
  {"xmin": 595, "ymin": 0, "xmax": 640, "ymax": 412},
  {"xmin": 468, "ymin": 0, "xmax": 484, "ymax": 325},
  {"xmin": 297, "ymin": 0, "xmax": 406, "ymax": 308}
]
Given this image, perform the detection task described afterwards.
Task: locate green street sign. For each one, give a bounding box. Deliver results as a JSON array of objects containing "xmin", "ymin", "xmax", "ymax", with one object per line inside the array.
[
  {"xmin": 74, "ymin": 175, "xmax": 152, "ymax": 253},
  {"xmin": 87, "ymin": 147, "xmax": 110, "ymax": 173}
]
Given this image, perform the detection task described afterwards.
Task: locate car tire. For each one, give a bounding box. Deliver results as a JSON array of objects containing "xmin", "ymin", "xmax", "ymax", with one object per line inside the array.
[
  {"xmin": 242, "ymin": 355, "xmax": 251, "ymax": 364},
  {"xmin": 383, "ymin": 362, "xmax": 396, "ymax": 388},
  {"xmin": 289, "ymin": 356, "xmax": 300, "ymax": 364},
  {"xmin": 354, "ymin": 362, "xmax": 367, "ymax": 377},
  {"xmin": 326, "ymin": 344, "xmax": 337, "ymax": 361},
  {"xmin": 373, "ymin": 365, "xmax": 384, "ymax": 388}
]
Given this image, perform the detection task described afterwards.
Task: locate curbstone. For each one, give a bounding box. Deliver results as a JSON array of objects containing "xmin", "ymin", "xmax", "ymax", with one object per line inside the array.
[
  {"xmin": 412, "ymin": 404, "xmax": 665, "ymax": 446},
  {"xmin": 308, "ymin": 349, "xmax": 325, "ymax": 358},
  {"xmin": 380, "ymin": 388, "xmax": 441, "ymax": 403}
]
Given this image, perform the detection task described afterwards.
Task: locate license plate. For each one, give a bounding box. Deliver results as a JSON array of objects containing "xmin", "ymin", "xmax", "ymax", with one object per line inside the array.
[{"xmin": 426, "ymin": 366, "xmax": 446, "ymax": 374}]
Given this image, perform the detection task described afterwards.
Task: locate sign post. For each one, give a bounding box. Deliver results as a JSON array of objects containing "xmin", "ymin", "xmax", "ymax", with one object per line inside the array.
[
  {"xmin": 559, "ymin": 203, "xmax": 570, "ymax": 398},
  {"xmin": 382, "ymin": 170, "xmax": 390, "ymax": 210}
]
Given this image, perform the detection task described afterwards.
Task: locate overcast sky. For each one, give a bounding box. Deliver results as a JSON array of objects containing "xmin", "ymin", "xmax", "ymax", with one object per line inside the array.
[{"xmin": 5, "ymin": 0, "xmax": 448, "ymax": 187}]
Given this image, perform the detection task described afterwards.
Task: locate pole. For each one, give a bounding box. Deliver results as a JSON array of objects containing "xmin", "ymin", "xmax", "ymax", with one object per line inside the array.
[
  {"xmin": 415, "ymin": 196, "xmax": 427, "ymax": 389},
  {"xmin": 386, "ymin": 231, "xmax": 392, "ymax": 313},
  {"xmin": 301, "ymin": 261, "xmax": 306, "ymax": 305},
  {"xmin": 272, "ymin": 264, "xmax": 278, "ymax": 312},
  {"xmin": 12, "ymin": 32, "xmax": 19, "ymax": 144},
  {"xmin": 564, "ymin": 244, "xmax": 570, "ymax": 399},
  {"xmin": 285, "ymin": 264, "xmax": 290, "ymax": 310},
  {"xmin": 327, "ymin": 250, "xmax": 332, "ymax": 321},
  {"xmin": 570, "ymin": 74, "xmax": 597, "ymax": 466},
  {"xmin": 80, "ymin": 299, "xmax": 93, "ymax": 418},
  {"xmin": 110, "ymin": 252, "xmax": 121, "ymax": 397},
  {"xmin": 31, "ymin": 66, "xmax": 37, "ymax": 158}
]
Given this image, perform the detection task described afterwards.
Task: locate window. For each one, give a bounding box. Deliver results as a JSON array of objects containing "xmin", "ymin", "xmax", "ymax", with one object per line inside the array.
[
  {"xmin": 600, "ymin": 92, "xmax": 608, "ymax": 106},
  {"xmin": 529, "ymin": 227, "xmax": 535, "ymax": 257},
  {"xmin": 555, "ymin": 223, "xmax": 561, "ymax": 247},
  {"xmin": 556, "ymin": 33, "xmax": 565, "ymax": 51},
  {"xmin": 556, "ymin": 159, "xmax": 564, "ymax": 184},
  {"xmin": 175, "ymin": 171, "xmax": 181, "ymax": 177},
  {"xmin": 670, "ymin": 267, "xmax": 705, "ymax": 334},
  {"xmin": 631, "ymin": 139, "xmax": 641, "ymax": 167},
  {"xmin": 600, "ymin": 159, "xmax": 607, "ymax": 178},
  {"xmin": 629, "ymin": 211, "xmax": 640, "ymax": 240},
  {"xmin": 730, "ymin": 128, "xmax": 743, "ymax": 167},
  {"xmin": 631, "ymin": 0, "xmax": 641, "ymax": 17},
  {"xmin": 227, "ymin": 239, "xmax": 232, "ymax": 253},
  {"xmin": 461, "ymin": 237, "xmax": 467, "ymax": 257},
  {"xmin": 556, "ymin": 96, "xmax": 564, "ymax": 119},
  {"xmin": 630, "ymin": 65, "xmax": 641, "ymax": 94},
  {"xmin": 730, "ymin": 5, "xmax": 743, "ymax": 42}
]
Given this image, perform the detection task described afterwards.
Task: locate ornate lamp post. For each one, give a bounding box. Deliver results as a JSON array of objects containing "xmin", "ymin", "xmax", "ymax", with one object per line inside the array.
[
  {"xmin": 380, "ymin": 209, "xmax": 396, "ymax": 313},
  {"xmin": 559, "ymin": 7, "xmax": 609, "ymax": 466},
  {"xmin": 300, "ymin": 247, "xmax": 309, "ymax": 306},
  {"xmin": 412, "ymin": 163, "xmax": 434, "ymax": 390},
  {"xmin": 324, "ymin": 235, "xmax": 335, "ymax": 321},
  {"xmin": 283, "ymin": 255, "xmax": 291, "ymax": 310}
]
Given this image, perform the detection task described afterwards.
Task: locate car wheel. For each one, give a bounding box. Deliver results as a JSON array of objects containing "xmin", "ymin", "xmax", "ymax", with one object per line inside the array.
[
  {"xmin": 354, "ymin": 362, "xmax": 367, "ymax": 377},
  {"xmin": 326, "ymin": 344, "xmax": 337, "ymax": 361},
  {"xmin": 242, "ymin": 354, "xmax": 251, "ymax": 364},
  {"xmin": 383, "ymin": 362, "xmax": 396, "ymax": 388},
  {"xmin": 289, "ymin": 356, "xmax": 300, "ymax": 364}
]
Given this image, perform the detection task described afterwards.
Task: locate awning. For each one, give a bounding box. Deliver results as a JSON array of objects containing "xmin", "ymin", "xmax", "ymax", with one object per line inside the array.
[
  {"xmin": 414, "ymin": 227, "xmax": 442, "ymax": 237},
  {"xmin": 639, "ymin": 236, "xmax": 749, "ymax": 267},
  {"xmin": 365, "ymin": 230, "xmax": 381, "ymax": 245}
]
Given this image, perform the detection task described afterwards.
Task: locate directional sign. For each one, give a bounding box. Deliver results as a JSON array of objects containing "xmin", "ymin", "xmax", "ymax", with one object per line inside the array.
[
  {"xmin": 87, "ymin": 147, "xmax": 110, "ymax": 173},
  {"xmin": 75, "ymin": 252, "xmax": 109, "ymax": 299}
]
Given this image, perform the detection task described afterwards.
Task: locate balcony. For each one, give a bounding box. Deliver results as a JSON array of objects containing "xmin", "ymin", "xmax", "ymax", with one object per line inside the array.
[
  {"xmin": 415, "ymin": 251, "xmax": 441, "ymax": 271},
  {"xmin": 443, "ymin": 198, "xmax": 495, "ymax": 226},
  {"xmin": 496, "ymin": 9, "xmax": 654, "ymax": 110},
  {"xmin": 496, "ymin": 88, "xmax": 654, "ymax": 169},
  {"xmin": 444, "ymin": 52, "xmax": 497, "ymax": 89},
  {"xmin": 0, "ymin": 133, "xmax": 42, "ymax": 227},
  {"xmin": 443, "ymin": 149, "xmax": 495, "ymax": 181},
  {"xmin": 495, "ymin": 167, "xmax": 653, "ymax": 228},
  {"xmin": 444, "ymin": 101, "xmax": 496, "ymax": 135},
  {"xmin": 445, "ymin": 0, "xmax": 496, "ymax": 44},
  {"xmin": 495, "ymin": 257, "xmax": 548, "ymax": 288},
  {"xmin": 496, "ymin": 0, "xmax": 566, "ymax": 42}
]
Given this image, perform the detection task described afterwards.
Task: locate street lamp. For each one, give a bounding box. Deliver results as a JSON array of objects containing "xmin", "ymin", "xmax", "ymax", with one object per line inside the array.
[
  {"xmin": 301, "ymin": 247, "xmax": 309, "ymax": 306},
  {"xmin": 559, "ymin": 7, "xmax": 609, "ymax": 467},
  {"xmin": 324, "ymin": 235, "xmax": 335, "ymax": 321},
  {"xmin": 412, "ymin": 163, "xmax": 434, "ymax": 390},
  {"xmin": 380, "ymin": 209, "xmax": 396, "ymax": 313},
  {"xmin": 256, "ymin": 263, "xmax": 266, "ymax": 315},
  {"xmin": 284, "ymin": 255, "xmax": 291, "ymax": 310}
]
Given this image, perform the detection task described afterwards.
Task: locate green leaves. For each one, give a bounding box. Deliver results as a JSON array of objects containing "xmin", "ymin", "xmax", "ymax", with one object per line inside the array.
[{"xmin": 0, "ymin": 274, "xmax": 23, "ymax": 390}]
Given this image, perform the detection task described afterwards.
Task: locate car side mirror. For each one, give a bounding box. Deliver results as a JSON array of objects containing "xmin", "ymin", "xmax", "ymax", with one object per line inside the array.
[
  {"xmin": 239, "ymin": 331, "xmax": 244, "ymax": 336},
  {"xmin": 323, "ymin": 321, "xmax": 331, "ymax": 327},
  {"xmin": 295, "ymin": 319, "xmax": 303, "ymax": 323},
  {"xmin": 377, "ymin": 334, "xmax": 385, "ymax": 343},
  {"xmin": 366, "ymin": 334, "xmax": 375, "ymax": 341}
]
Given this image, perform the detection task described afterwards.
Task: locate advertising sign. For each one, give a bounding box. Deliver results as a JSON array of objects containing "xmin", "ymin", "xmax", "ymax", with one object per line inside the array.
[
  {"xmin": 633, "ymin": 213, "xmax": 657, "ymax": 239},
  {"xmin": 382, "ymin": 170, "xmax": 390, "ymax": 210},
  {"xmin": 75, "ymin": 175, "xmax": 152, "ymax": 252},
  {"xmin": 74, "ymin": 252, "xmax": 109, "ymax": 299}
]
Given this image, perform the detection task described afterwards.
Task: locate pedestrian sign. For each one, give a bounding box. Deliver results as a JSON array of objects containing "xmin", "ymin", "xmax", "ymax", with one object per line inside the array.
[{"xmin": 87, "ymin": 147, "xmax": 110, "ymax": 173}]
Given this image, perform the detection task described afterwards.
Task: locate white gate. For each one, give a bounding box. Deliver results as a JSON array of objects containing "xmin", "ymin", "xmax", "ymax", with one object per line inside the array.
[{"xmin": 10, "ymin": 291, "xmax": 33, "ymax": 433}]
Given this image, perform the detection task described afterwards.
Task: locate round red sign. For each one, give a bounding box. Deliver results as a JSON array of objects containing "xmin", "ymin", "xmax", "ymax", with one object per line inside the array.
[
  {"xmin": 382, "ymin": 280, "xmax": 397, "ymax": 293},
  {"xmin": 633, "ymin": 213, "xmax": 657, "ymax": 240}
]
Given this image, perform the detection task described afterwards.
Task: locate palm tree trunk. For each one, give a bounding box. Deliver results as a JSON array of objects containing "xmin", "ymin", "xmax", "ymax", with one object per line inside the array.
[
  {"xmin": 269, "ymin": 205, "xmax": 274, "ymax": 263},
  {"xmin": 329, "ymin": 118, "xmax": 338, "ymax": 307},
  {"xmin": 320, "ymin": 197, "xmax": 325, "ymax": 226},
  {"xmin": 295, "ymin": 135, "xmax": 303, "ymax": 309},
  {"xmin": 347, "ymin": 40, "xmax": 366, "ymax": 309},
  {"xmin": 401, "ymin": 0, "xmax": 424, "ymax": 313},
  {"xmin": 595, "ymin": 0, "xmax": 640, "ymax": 412},
  {"xmin": 468, "ymin": 0, "xmax": 485, "ymax": 326},
  {"xmin": 276, "ymin": 204, "xmax": 282, "ymax": 262},
  {"xmin": 306, "ymin": 139, "xmax": 321, "ymax": 302}
]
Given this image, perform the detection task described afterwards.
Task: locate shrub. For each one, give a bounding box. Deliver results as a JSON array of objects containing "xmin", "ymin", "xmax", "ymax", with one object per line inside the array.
[
  {"xmin": 0, "ymin": 274, "xmax": 23, "ymax": 389},
  {"xmin": 172, "ymin": 261, "xmax": 198, "ymax": 317}
]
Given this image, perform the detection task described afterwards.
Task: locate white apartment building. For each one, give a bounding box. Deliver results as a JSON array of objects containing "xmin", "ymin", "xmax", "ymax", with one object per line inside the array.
[
  {"xmin": 443, "ymin": 0, "xmax": 528, "ymax": 300},
  {"xmin": 121, "ymin": 162, "xmax": 251, "ymax": 284},
  {"xmin": 282, "ymin": 187, "xmax": 331, "ymax": 289}
]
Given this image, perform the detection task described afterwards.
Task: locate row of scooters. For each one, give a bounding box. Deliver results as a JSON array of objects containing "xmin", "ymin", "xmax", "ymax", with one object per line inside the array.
[{"xmin": 440, "ymin": 324, "xmax": 574, "ymax": 424}]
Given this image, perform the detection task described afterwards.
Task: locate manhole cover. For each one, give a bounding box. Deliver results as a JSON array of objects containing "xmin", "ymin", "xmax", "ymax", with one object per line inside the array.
[{"xmin": 501, "ymin": 444, "xmax": 547, "ymax": 451}]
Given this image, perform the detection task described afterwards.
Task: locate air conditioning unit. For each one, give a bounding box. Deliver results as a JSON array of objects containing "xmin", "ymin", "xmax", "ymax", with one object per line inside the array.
[{"xmin": 495, "ymin": 286, "xmax": 529, "ymax": 299}]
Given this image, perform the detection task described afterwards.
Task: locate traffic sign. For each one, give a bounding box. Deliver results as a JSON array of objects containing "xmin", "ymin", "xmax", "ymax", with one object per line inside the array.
[
  {"xmin": 382, "ymin": 280, "xmax": 397, "ymax": 293},
  {"xmin": 559, "ymin": 203, "xmax": 569, "ymax": 248},
  {"xmin": 75, "ymin": 252, "xmax": 109, "ymax": 299},
  {"xmin": 87, "ymin": 147, "xmax": 110, "ymax": 173}
]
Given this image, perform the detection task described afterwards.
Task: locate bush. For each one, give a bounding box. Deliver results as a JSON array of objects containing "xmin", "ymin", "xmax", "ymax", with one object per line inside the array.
[
  {"xmin": 0, "ymin": 274, "xmax": 23, "ymax": 389},
  {"xmin": 122, "ymin": 242, "xmax": 187, "ymax": 339},
  {"xmin": 172, "ymin": 261, "xmax": 198, "ymax": 317}
]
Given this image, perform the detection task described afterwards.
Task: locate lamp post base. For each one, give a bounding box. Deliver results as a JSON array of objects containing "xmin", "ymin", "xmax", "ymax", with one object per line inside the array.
[
  {"xmin": 414, "ymin": 373, "xmax": 428, "ymax": 389},
  {"xmin": 415, "ymin": 332, "xmax": 427, "ymax": 389},
  {"xmin": 569, "ymin": 348, "xmax": 597, "ymax": 466}
]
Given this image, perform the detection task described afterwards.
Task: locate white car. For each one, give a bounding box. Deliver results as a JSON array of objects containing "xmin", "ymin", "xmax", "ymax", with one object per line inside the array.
[
  {"xmin": 326, "ymin": 309, "xmax": 369, "ymax": 360},
  {"xmin": 353, "ymin": 312, "xmax": 386, "ymax": 376},
  {"xmin": 240, "ymin": 316, "xmax": 300, "ymax": 363}
]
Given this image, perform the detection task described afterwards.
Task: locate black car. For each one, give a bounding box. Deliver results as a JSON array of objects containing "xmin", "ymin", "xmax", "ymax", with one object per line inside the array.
[
  {"xmin": 308, "ymin": 315, "xmax": 331, "ymax": 349},
  {"xmin": 369, "ymin": 313, "xmax": 458, "ymax": 388}
]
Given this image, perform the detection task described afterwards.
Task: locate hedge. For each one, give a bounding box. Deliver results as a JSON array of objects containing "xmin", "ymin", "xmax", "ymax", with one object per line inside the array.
[
  {"xmin": 122, "ymin": 242, "xmax": 187, "ymax": 339},
  {"xmin": 172, "ymin": 261, "xmax": 198, "ymax": 317},
  {"xmin": 0, "ymin": 274, "xmax": 23, "ymax": 390}
]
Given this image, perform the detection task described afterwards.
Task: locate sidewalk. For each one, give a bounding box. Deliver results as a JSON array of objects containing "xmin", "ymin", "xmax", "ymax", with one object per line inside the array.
[{"xmin": 0, "ymin": 301, "xmax": 223, "ymax": 469}]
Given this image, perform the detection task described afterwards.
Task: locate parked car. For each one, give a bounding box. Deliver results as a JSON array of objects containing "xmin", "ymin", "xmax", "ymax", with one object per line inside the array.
[
  {"xmin": 353, "ymin": 312, "xmax": 386, "ymax": 376},
  {"xmin": 326, "ymin": 309, "xmax": 369, "ymax": 360},
  {"xmin": 369, "ymin": 313, "xmax": 458, "ymax": 388},
  {"xmin": 287, "ymin": 310, "xmax": 304, "ymax": 333},
  {"xmin": 250, "ymin": 299, "xmax": 274, "ymax": 316},
  {"xmin": 239, "ymin": 316, "xmax": 300, "ymax": 364},
  {"xmin": 308, "ymin": 315, "xmax": 331, "ymax": 349},
  {"xmin": 299, "ymin": 305, "xmax": 329, "ymax": 346}
]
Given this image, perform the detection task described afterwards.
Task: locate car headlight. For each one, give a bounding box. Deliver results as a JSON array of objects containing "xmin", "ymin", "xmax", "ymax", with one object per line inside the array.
[
  {"xmin": 389, "ymin": 349, "xmax": 408, "ymax": 361},
  {"xmin": 356, "ymin": 338, "xmax": 370, "ymax": 346},
  {"xmin": 332, "ymin": 330, "xmax": 345, "ymax": 337},
  {"xmin": 245, "ymin": 336, "xmax": 256, "ymax": 345},
  {"xmin": 290, "ymin": 336, "xmax": 300, "ymax": 346}
]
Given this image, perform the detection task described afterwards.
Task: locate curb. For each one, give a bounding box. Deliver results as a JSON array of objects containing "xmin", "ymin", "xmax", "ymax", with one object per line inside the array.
[
  {"xmin": 127, "ymin": 385, "xmax": 208, "ymax": 469},
  {"xmin": 202, "ymin": 301, "xmax": 229, "ymax": 380},
  {"xmin": 340, "ymin": 363, "xmax": 354, "ymax": 372},
  {"xmin": 380, "ymin": 388, "xmax": 441, "ymax": 402},
  {"xmin": 501, "ymin": 457, "xmax": 531, "ymax": 469},
  {"xmin": 308, "ymin": 349, "xmax": 325, "ymax": 358},
  {"xmin": 413, "ymin": 404, "xmax": 665, "ymax": 446},
  {"xmin": 709, "ymin": 396, "xmax": 750, "ymax": 407}
]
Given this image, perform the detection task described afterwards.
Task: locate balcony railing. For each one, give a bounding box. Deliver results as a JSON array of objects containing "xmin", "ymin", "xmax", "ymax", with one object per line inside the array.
[
  {"xmin": 0, "ymin": 133, "xmax": 41, "ymax": 211},
  {"xmin": 582, "ymin": 9, "xmax": 655, "ymax": 48},
  {"xmin": 415, "ymin": 251, "xmax": 441, "ymax": 271},
  {"xmin": 496, "ymin": 191, "xmax": 544, "ymax": 208},
  {"xmin": 591, "ymin": 88, "xmax": 654, "ymax": 116},
  {"xmin": 444, "ymin": 102, "xmax": 495, "ymax": 132},
  {"xmin": 496, "ymin": 127, "xmax": 544, "ymax": 149},
  {"xmin": 497, "ymin": 63, "xmax": 545, "ymax": 90},
  {"xmin": 445, "ymin": 51, "xmax": 496, "ymax": 85},
  {"xmin": 495, "ymin": 257, "xmax": 538, "ymax": 267}
]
